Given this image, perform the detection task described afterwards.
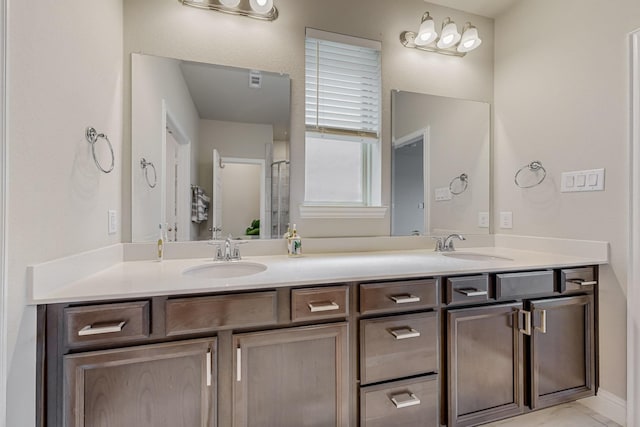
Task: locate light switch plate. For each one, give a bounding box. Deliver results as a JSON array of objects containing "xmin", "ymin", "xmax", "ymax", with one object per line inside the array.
[
  {"xmin": 478, "ymin": 212, "xmax": 490, "ymax": 228},
  {"xmin": 500, "ymin": 211, "xmax": 513, "ymax": 229},
  {"xmin": 561, "ymin": 168, "xmax": 605, "ymax": 192},
  {"xmin": 435, "ymin": 187, "xmax": 452, "ymax": 201},
  {"xmin": 108, "ymin": 210, "xmax": 117, "ymax": 235}
]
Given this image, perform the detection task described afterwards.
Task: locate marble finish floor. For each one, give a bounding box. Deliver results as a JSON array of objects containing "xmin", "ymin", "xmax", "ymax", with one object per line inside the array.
[{"xmin": 481, "ymin": 402, "xmax": 621, "ymax": 427}]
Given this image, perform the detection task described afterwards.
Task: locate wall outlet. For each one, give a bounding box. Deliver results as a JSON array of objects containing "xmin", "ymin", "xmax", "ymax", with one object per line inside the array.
[
  {"xmin": 478, "ymin": 212, "xmax": 490, "ymax": 228},
  {"xmin": 108, "ymin": 210, "xmax": 117, "ymax": 235},
  {"xmin": 500, "ymin": 211, "xmax": 513, "ymax": 229}
]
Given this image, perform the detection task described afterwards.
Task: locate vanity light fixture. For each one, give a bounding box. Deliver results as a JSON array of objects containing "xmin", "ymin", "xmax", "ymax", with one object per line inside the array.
[
  {"xmin": 179, "ymin": 0, "xmax": 278, "ymax": 21},
  {"xmin": 400, "ymin": 12, "xmax": 481, "ymax": 57}
]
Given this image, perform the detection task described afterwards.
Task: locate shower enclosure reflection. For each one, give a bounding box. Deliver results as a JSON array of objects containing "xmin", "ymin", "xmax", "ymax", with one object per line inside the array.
[{"xmin": 131, "ymin": 53, "xmax": 291, "ymax": 242}]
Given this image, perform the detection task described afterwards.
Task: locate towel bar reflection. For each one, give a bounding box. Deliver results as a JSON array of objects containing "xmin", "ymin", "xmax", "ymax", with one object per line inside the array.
[
  {"xmin": 86, "ymin": 127, "xmax": 115, "ymax": 174},
  {"xmin": 140, "ymin": 158, "xmax": 157, "ymax": 188}
]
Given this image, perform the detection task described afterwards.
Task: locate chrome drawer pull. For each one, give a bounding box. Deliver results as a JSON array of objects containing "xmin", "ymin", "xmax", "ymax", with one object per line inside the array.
[
  {"xmin": 536, "ymin": 309, "xmax": 547, "ymax": 334},
  {"xmin": 308, "ymin": 301, "xmax": 340, "ymax": 312},
  {"xmin": 390, "ymin": 392, "xmax": 421, "ymax": 409},
  {"xmin": 456, "ymin": 288, "xmax": 488, "ymax": 297},
  {"xmin": 389, "ymin": 327, "xmax": 421, "ymax": 340},
  {"xmin": 518, "ymin": 309, "xmax": 531, "ymax": 336},
  {"xmin": 78, "ymin": 321, "xmax": 126, "ymax": 336},
  {"xmin": 389, "ymin": 294, "xmax": 421, "ymax": 304},
  {"xmin": 567, "ymin": 279, "xmax": 597, "ymax": 286}
]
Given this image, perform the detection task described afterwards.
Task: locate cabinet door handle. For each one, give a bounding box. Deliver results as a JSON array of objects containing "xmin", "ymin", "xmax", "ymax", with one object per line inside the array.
[
  {"xmin": 456, "ymin": 288, "xmax": 488, "ymax": 297},
  {"xmin": 536, "ymin": 309, "xmax": 547, "ymax": 334},
  {"xmin": 308, "ymin": 301, "xmax": 340, "ymax": 312},
  {"xmin": 206, "ymin": 349, "xmax": 213, "ymax": 387},
  {"xmin": 389, "ymin": 327, "xmax": 421, "ymax": 340},
  {"xmin": 567, "ymin": 279, "xmax": 597, "ymax": 286},
  {"xmin": 518, "ymin": 310, "xmax": 531, "ymax": 336},
  {"xmin": 236, "ymin": 348, "xmax": 242, "ymax": 382},
  {"xmin": 390, "ymin": 392, "xmax": 421, "ymax": 409},
  {"xmin": 389, "ymin": 294, "xmax": 421, "ymax": 304},
  {"xmin": 78, "ymin": 321, "xmax": 126, "ymax": 336}
]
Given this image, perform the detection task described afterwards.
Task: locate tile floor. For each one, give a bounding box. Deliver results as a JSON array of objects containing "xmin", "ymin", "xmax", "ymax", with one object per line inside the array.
[{"xmin": 480, "ymin": 402, "xmax": 621, "ymax": 427}]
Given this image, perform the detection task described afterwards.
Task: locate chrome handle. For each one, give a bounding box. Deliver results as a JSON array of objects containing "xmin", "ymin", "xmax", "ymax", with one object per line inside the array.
[
  {"xmin": 389, "ymin": 294, "xmax": 421, "ymax": 304},
  {"xmin": 390, "ymin": 392, "xmax": 421, "ymax": 409},
  {"xmin": 236, "ymin": 347, "xmax": 242, "ymax": 382},
  {"xmin": 567, "ymin": 279, "xmax": 597, "ymax": 286},
  {"xmin": 518, "ymin": 310, "xmax": 531, "ymax": 336},
  {"xmin": 536, "ymin": 309, "xmax": 547, "ymax": 334},
  {"xmin": 456, "ymin": 288, "xmax": 488, "ymax": 297},
  {"xmin": 206, "ymin": 348, "xmax": 213, "ymax": 387},
  {"xmin": 78, "ymin": 321, "xmax": 126, "ymax": 336},
  {"xmin": 389, "ymin": 327, "xmax": 421, "ymax": 340},
  {"xmin": 308, "ymin": 301, "xmax": 340, "ymax": 312}
]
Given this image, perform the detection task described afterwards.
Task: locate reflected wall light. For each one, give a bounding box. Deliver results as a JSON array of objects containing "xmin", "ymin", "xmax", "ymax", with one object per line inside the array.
[
  {"xmin": 180, "ymin": 0, "xmax": 278, "ymax": 21},
  {"xmin": 401, "ymin": 12, "xmax": 481, "ymax": 57}
]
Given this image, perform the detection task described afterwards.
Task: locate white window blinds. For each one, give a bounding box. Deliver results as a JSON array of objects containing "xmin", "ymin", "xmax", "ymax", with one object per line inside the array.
[{"xmin": 305, "ymin": 29, "xmax": 381, "ymax": 139}]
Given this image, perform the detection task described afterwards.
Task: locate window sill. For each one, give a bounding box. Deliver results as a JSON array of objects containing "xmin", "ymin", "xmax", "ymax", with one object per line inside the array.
[{"xmin": 298, "ymin": 205, "xmax": 388, "ymax": 219}]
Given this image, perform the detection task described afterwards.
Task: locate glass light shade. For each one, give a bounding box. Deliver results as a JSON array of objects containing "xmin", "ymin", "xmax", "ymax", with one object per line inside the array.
[
  {"xmin": 219, "ymin": 0, "xmax": 241, "ymax": 7},
  {"xmin": 436, "ymin": 21, "xmax": 461, "ymax": 49},
  {"xmin": 457, "ymin": 26, "xmax": 482, "ymax": 52},
  {"xmin": 415, "ymin": 17, "xmax": 437, "ymax": 46},
  {"xmin": 249, "ymin": 0, "xmax": 273, "ymax": 14}
]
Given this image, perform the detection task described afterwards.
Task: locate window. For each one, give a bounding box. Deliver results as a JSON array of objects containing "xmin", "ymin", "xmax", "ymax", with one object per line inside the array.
[{"xmin": 304, "ymin": 29, "xmax": 381, "ymax": 206}]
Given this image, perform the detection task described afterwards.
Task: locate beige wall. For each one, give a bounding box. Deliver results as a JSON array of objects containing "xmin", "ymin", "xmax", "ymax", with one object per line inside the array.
[
  {"xmin": 6, "ymin": 0, "xmax": 123, "ymax": 425},
  {"xmin": 123, "ymin": 0, "xmax": 495, "ymax": 239},
  {"xmin": 494, "ymin": 0, "xmax": 640, "ymax": 400}
]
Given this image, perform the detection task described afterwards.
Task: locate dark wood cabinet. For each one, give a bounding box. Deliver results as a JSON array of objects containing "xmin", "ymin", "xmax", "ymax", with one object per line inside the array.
[
  {"xmin": 63, "ymin": 338, "xmax": 216, "ymax": 427},
  {"xmin": 447, "ymin": 303, "xmax": 526, "ymax": 427},
  {"xmin": 232, "ymin": 323, "xmax": 349, "ymax": 427}
]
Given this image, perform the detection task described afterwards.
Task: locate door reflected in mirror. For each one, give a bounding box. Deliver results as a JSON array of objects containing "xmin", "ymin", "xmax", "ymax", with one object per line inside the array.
[
  {"xmin": 131, "ymin": 54, "xmax": 291, "ymax": 242},
  {"xmin": 391, "ymin": 91, "xmax": 490, "ymax": 236}
]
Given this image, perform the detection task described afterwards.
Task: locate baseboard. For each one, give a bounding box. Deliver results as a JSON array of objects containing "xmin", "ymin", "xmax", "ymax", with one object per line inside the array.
[{"xmin": 579, "ymin": 389, "xmax": 627, "ymax": 426}]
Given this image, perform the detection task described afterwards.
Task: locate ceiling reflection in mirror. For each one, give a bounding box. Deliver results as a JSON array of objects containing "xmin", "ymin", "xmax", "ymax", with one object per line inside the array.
[
  {"xmin": 131, "ymin": 53, "xmax": 291, "ymax": 242},
  {"xmin": 391, "ymin": 91, "xmax": 490, "ymax": 237}
]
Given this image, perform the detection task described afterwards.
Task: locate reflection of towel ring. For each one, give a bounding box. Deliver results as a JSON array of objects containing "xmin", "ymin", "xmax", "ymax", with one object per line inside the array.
[
  {"xmin": 140, "ymin": 158, "xmax": 157, "ymax": 188},
  {"xmin": 515, "ymin": 160, "xmax": 547, "ymax": 188},
  {"xmin": 86, "ymin": 127, "xmax": 115, "ymax": 173},
  {"xmin": 449, "ymin": 173, "xmax": 469, "ymax": 195}
]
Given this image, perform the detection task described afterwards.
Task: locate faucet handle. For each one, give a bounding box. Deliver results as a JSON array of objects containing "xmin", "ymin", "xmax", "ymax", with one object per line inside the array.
[{"xmin": 431, "ymin": 236, "xmax": 444, "ymax": 252}]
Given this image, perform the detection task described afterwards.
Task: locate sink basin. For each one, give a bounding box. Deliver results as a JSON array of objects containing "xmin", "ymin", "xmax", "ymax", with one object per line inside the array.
[
  {"xmin": 183, "ymin": 261, "xmax": 267, "ymax": 279},
  {"xmin": 441, "ymin": 252, "xmax": 514, "ymax": 262}
]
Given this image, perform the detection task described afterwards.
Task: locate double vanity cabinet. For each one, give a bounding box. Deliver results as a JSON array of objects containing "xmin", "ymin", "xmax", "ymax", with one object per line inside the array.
[{"xmin": 38, "ymin": 264, "xmax": 598, "ymax": 427}]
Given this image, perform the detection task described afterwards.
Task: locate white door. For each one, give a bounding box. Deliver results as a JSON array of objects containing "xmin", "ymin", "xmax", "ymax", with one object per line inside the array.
[
  {"xmin": 212, "ymin": 149, "xmax": 223, "ymax": 239},
  {"xmin": 165, "ymin": 129, "xmax": 179, "ymax": 241}
]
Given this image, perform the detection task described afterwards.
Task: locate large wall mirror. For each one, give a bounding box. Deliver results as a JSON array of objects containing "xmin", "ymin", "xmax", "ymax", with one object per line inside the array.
[
  {"xmin": 391, "ymin": 91, "xmax": 490, "ymax": 236},
  {"xmin": 131, "ymin": 53, "xmax": 291, "ymax": 242}
]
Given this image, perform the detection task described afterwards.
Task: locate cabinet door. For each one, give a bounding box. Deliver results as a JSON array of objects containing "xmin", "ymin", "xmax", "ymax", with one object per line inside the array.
[
  {"xmin": 64, "ymin": 338, "xmax": 216, "ymax": 427},
  {"xmin": 233, "ymin": 323, "xmax": 349, "ymax": 427},
  {"xmin": 447, "ymin": 303, "xmax": 525, "ymax": 427},
  {"xmin": 529, "ymin": 294, "xmax": 596, "ymax": 409}
]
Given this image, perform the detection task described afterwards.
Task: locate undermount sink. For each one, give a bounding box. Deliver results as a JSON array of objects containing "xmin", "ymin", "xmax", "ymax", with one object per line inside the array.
[
  {"xmin": 183, "ymin": 261, "xmax": 267, "ymax": 279},
  {"xmin": 441, "ymin": 252, "xmax": 514, "ymax": 262}
]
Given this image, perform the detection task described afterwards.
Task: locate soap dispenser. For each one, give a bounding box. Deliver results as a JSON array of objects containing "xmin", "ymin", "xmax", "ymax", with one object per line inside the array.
[
  {"xmin": 290, "ymin": 224, "xmax": 302, "ymax": 257},
  {"xmin": 157, "ymin": 223, "xmax": 164, "ymax": 261}
]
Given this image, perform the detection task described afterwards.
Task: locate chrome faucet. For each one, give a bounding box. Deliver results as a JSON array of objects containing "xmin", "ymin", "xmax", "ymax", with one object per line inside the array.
[
  {"xmin": 433, "ymin": 234, "xmax": 466, "ymax": 252},
  {"xmin": 211, "ymin": 234, "xmax": 244, "ymax": 261}
]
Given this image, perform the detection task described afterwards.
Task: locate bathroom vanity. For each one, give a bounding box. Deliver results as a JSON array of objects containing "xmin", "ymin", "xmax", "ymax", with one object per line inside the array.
[{"xmin": 34, "ymin": 248, "xmax": 600, "ymax": 427}]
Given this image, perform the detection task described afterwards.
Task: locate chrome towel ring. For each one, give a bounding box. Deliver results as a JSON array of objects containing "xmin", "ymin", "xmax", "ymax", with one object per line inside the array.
[
  {"xmin": 449, "ymin": 173, "xmax": 469, "ymax": 195},
  {"xmin": 86, "ymin": 127, "xmax": 115, "ymax": 174},
  {"xmin": 515, "ymin": 160, "xmax": 546, "ymax": 188},
  {"xmin": 140, "ymin": 158, "xmax": 157, "ymax": 188}
]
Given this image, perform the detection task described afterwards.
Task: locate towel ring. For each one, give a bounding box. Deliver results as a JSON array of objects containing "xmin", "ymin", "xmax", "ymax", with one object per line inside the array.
[
  {"xmin": 515, "ymin": 161, "xmax": 546, "ymax": 188},
  {"xmin": 86, "ymin": 127, "xmax": 115, "ymax": 174},
  {"xmin": 449, "ymin": 173, "xmax": 469, "ymax": 195},
  {"xmin": 140, "ymin": 158, "xmax": 157, "ymax": 188}
]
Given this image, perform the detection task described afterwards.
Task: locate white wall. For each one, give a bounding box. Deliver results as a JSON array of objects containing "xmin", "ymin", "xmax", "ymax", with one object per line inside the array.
[
  {"xmin": 494, "ymin": 0, "xmax": 640, "ymax": 401},
  {"xmin": 6, "ymin": 0, "xmax": 123, "ymax": 425},
  {"xmin": 131, "ymin": 53, "xmax": 200, "ymax": 242},
  {"xmin": 123, "ymin": 0, "xmax": 495, "ymax": 239}
]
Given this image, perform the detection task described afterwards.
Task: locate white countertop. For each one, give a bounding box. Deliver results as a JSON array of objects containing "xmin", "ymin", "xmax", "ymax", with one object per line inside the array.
[{"xmin": 30, "ymin": 246, "xmax": 607, "ymax": 304}]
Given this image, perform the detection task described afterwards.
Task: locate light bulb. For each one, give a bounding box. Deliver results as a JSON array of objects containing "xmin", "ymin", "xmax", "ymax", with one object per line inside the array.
[
  {"xmin": 414, "ymin": 13, "xmax": 437, "ymax": 46},
  {"xmin": 249, "ymin": 0, "xmax": 273, "ymax": 13},
  {"xmin": 436, "ymin": 20, "xmax": 461, "ymax": 49},
  {"xmin": 457, "ymin": 25, "xmax": 482, "ymax": 53},
  {"xmin": 219, "ymin": 0, "xmax": 241, "ymax": 7}
]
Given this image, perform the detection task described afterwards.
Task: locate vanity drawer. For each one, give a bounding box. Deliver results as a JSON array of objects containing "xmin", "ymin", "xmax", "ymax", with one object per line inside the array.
[
  {"xmin": 446, "ymin": 275, "xmax": 490, "ymax": 305},
  {"xmin": 560, "ymin": 266, "xmax": 597, "ymax": 293},
  {"xmin": 360, "ymin": 311, "xmax": 438, "ymax": 385},
  {"xmin": 496, "ymin": 270, "xmax": 555, "ymax": 300},
  {"xmin": 165, "ymin": 291, "xmax": 277, "ymax": 336},
  {"xmin": 360, "ymin": 279, "xmax": 439, "ymax": 315},
  {"xmin": 360, "ymin": 375, "xmax": 439, "ymax": 427},
  {"xmin": 291, "ymin": 285, "xmax": 349, "ymax": 322},
  {"xmin": 64, "ymin": 301, "xmax": 150, "ymax": 349}
]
